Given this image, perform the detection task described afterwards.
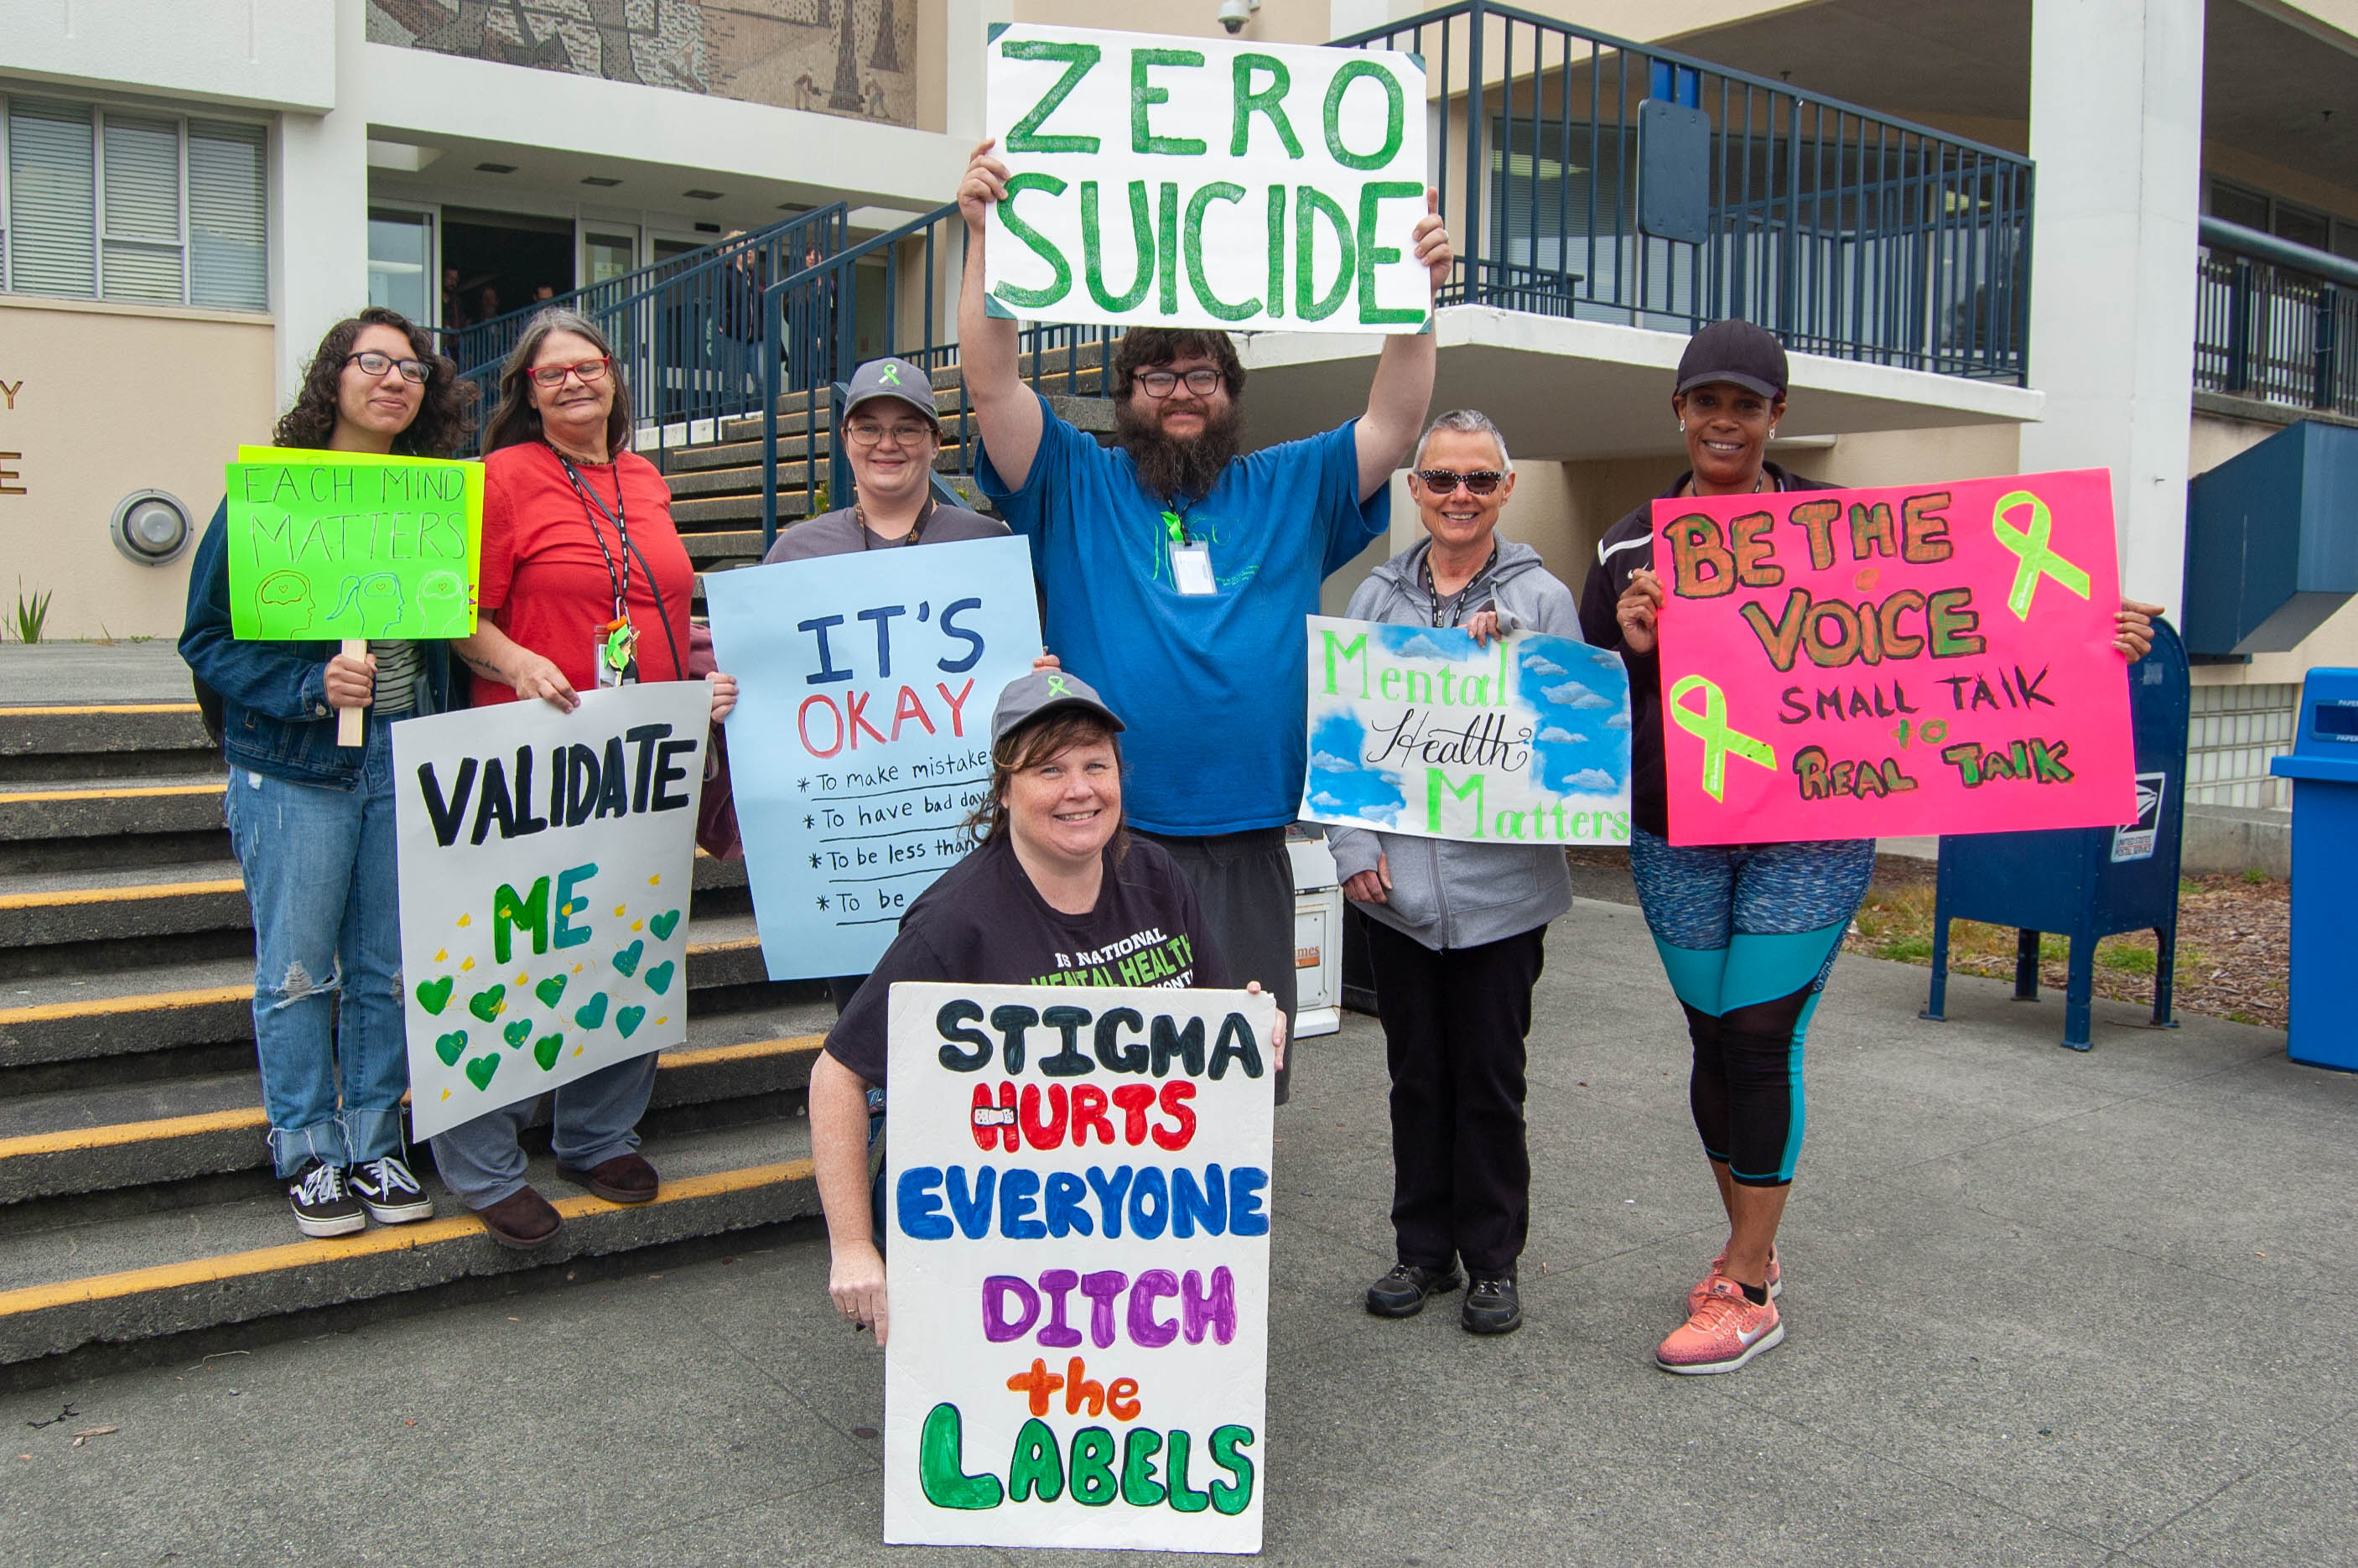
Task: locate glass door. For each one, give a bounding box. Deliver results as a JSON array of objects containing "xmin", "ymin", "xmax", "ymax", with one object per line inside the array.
[
  {"xmin": 584, "ymin": 228, "xmax": 636, "ymax": 288},
  {"xmin": 366, "ymin": 205, "xmax": 435, "ymax": 328}
]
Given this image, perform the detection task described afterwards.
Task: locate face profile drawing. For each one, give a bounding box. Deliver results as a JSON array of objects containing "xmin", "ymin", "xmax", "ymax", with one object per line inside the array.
[
  {"xmin": 418, "ymin": 570, "xmax": 469, "ymax": 634},
  {"xmin": 255, "ymin": 572, "xmax": 314, "ymax": 640},
  {"xmin": 326, "ymin": 572, "xmax": 408, "ymax": 635}
]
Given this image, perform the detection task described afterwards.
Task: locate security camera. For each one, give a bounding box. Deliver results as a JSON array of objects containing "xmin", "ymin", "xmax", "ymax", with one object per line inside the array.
[{"xmin": 1217, "ymin": 0, "xmax": 1260, "ymax": 34}]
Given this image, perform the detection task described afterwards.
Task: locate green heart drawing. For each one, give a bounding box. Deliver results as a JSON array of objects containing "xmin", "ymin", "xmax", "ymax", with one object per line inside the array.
[
  {"xmin": 648, "ymin": 909, "xmax": 681, "ymax": 942},
  {"xmin": 534, "ymin": 974, "xmax": 568, "ymax": 1009},
  {"xmin": 503, "ymin": 1019, "xmax": 532, "ymax": 1049},
  {"xmin": 643, "ymin": 960, "xmax": 675, "ymax": 996},
  {"xmin": 434, "ymin": 1030, "xmax": 468, "ymax": 1066},
  {"xmin": 532, "ymin": 1032, "xmax": 564, "ymax": 1071},
  {"xmin": 415, "ymin": 976, "xmax": 454, "ymax": 1015},
  {"xmin": 465, "ymin": 1053, "xmax": 500, "ymax": 1091},
  {"xmin": 615, "ymin": 1005, "xmax": 646, "ymax": 1039},
  {"xmin": 611, "ymin": 940, "xmax": 644, "ymax": 977},
  {"xmin": 574, "ymin": 992, "xmax": 609, "ymax": 1031},
  {"xmin": 467, "ymin": 984, "xmax": 506, "ymax": 1022}
]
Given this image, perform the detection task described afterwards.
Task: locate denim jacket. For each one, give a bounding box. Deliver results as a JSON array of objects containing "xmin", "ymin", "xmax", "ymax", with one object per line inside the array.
[{"xmin": 178, "ymin": 501, "xmax": 455, "ymax": 788}]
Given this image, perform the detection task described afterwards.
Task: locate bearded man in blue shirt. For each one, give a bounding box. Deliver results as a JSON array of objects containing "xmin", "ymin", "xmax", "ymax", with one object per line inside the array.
[{"xmin": 956, "ymin": 140, "xmax": 1455, "ymax": 1103}]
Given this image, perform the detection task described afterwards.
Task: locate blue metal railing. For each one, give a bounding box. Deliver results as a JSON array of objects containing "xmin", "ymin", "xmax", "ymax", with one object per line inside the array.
[
  {"xmin": 1332, "ymin": 0, "xmax": 2033, "ymax": 381},
  {"xmin": 449, "ymin": 205, "xmax": 850, "ymax": 460},
  {"xmin": 2195, "ymin": 216, "xmax": 2358, "ymax": 416}
]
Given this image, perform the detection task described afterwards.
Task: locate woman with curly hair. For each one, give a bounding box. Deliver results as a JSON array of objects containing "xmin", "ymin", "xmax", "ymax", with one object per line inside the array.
[{"xmin": 179, "ymin": 306, "xmax": 476, "ymax": 1238}]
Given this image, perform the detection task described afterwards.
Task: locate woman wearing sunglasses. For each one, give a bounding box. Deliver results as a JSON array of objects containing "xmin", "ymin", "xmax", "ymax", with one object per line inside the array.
[
  {"xmin": 439, "ymin": 308, "xmax": 737, "ymax": 1249},
  {"xmin": 179, "ymin": 308, "xmax": 476, "ymax": 1238},
  {"xmin": 1579, "ymin": 319, "xmax": 2157, "ymax": 1373},
  {"xmin": 1325, "ymin": 409, "xmax": 1579, "ymax": 1337}
]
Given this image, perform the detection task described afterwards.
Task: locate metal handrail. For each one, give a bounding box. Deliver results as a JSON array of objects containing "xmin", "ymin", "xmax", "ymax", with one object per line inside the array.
[{"xmin": 2195, "ymin": 220, "xmax": 2354, "ymax": 415}]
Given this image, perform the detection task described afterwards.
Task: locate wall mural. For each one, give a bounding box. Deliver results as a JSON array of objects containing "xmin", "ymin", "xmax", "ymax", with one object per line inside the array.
[{"xmin": 366, "ymin": 0, "xmax": 919, "ymax": 127}]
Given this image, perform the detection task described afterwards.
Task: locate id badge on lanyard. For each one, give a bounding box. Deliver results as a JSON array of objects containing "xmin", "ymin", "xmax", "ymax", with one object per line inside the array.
[
  {"xmin": 595, "ymin": 618, "xmax": 640, "ymax": 688},
  {"xmin": 1164, "ymin": 510, "xmax": 1216, "ymax": 596}
]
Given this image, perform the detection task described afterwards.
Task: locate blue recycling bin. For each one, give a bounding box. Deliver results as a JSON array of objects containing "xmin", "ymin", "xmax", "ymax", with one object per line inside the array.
[
  {"xmin": 2268, "ymin": 669, "xmax": 2358, "ymax": 1072},
  {"xmin": 1921, "ymin": 619, "xmax": 2190, "ymax": 1049}
]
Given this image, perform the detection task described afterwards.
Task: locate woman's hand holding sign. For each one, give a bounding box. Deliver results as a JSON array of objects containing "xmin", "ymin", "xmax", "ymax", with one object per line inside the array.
[
  {"xmin": 324, "ymin": 649, "xmax": 376, "ymax": 710},
  {"xmin": 1615, "ymin": 567, "xmax": 1665, "ymax": 657},
  {"xmin": 958, "ymin": 139, "xmax": 1010, "ymax": 238},
  {"xmin": 2115, "ymin": 600, "xmax": 2160, "ymax": 662}
]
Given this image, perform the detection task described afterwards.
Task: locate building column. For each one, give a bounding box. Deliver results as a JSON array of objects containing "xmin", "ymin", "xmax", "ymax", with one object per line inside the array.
[
  {"xmin": 269, "ymin": 0, "xmax": 371, "ymax": 405},
  {"xmin": 2019, "ymin": 0, "xmax": 2205, "ymax": 611}
]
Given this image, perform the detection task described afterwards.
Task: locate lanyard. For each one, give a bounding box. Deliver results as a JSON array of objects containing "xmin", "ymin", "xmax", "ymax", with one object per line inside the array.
[
  {"xmin": 1160, "ymin": 501, "xmax": 1200, "ymax": 547},
  {"xmin": 854, "ymin": 493, "xmax": 938, "ymax": 550},
  {"xmin": 1425, "ymin": 546, "xmax": 1498, "ymax": 628},
  {"xmin": 557, "ymin": 450, "xmax": 631, "ymax": 625}
]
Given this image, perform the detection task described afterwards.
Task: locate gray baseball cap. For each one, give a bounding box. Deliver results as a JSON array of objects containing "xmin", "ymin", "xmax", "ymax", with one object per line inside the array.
[
  {"xmin": 842, "ymin": 356, "xmax": 941, "ymax": 428},
  {"xmin": 990, "ymin": 668, "xmax": 1126, "ymax": 746}
]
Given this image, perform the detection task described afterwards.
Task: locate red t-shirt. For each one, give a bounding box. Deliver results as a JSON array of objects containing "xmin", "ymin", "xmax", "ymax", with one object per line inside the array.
[{"xmin": 473, "ymin": 441, "xmax": 695, "ymax": 705}]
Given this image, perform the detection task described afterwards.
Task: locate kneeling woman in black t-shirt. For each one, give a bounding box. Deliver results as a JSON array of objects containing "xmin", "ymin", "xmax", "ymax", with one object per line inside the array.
[{"xmin": 812, "ymin": 668, "xmax": 1285, "ymax": 1343}]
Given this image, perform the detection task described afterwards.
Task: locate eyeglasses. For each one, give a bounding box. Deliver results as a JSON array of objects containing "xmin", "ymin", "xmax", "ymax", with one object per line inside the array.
[
  {"xmin": 527, "ymin": 356, "xmax": 612, "ymax": 389},
  {"xmin": 1415, "ymin": 469, "xmax": 1504, "ymax": 496},
  {"xmin": 844, "ymin": 420, "xmax": 936, "ymax": 449},
  {"xmin": 345, "ymin": 350, "xmax": 431, "ymax": 385},
  {"xmin": 1135, "ymin": 367, "xmax": 1223, "ymax": 399}
]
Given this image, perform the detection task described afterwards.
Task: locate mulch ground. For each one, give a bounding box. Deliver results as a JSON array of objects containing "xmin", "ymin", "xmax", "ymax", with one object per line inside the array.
[{"xmin": 1563, "ymin": 848, "xmax": 2291, "ymax": 1031}]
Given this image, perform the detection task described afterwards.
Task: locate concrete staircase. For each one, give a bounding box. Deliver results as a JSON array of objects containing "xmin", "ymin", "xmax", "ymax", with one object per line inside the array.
[{"xmin": 0, "ymin": 699, "xmax": 837, "ymax": 1387}]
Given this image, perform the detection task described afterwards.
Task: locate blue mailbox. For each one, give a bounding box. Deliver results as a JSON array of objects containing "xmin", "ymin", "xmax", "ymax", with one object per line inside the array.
[
  {"xmin": 1921, "ymin": 619, "xmax": 2190, "ymax": 1049},
  {"xmin": 2268, "ymin": 669, "xmax": 2358, "ymax": 1072}
]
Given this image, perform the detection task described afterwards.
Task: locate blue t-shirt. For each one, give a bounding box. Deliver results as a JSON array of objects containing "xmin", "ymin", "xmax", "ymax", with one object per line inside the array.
[{"xmin": 978, "ymin": 393, "xmax": 1388, "ymax": 835}]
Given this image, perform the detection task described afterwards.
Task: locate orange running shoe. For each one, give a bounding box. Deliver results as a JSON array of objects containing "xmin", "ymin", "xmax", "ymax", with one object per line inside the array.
[
  {"xmin": 1687, "ymin": 1246, "xmax": 1780, "ymax": 1315},
  {"xmin": 1657, "ymin": 1275, "xmax": 1784, "ymax": 1374}
]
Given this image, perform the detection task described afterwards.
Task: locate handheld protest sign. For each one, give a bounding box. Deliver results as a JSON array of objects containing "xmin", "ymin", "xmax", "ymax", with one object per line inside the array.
[
  {"xmin": 883, "ymin": 981, "xmax": 1275, "ymax": 1553},
  {"xmin": 392, "ymin": 683, "xmax": 707, "ymax": 1141},
  {"xmin": 1654, "ymin": 468, "xmax": 2138, "ymax": 844},
  {"xmin": 224, "ymin": 446, "xmax": 482, "ymax": 642},
  {"xmin": 984, "ymin": 23, "xmax": 1431, "ymax": 335},
  {"xmin": 703, "ymin": 535, "xmax": 1042, "ymax": 981},
  {"xmin": 1300, "ymin": 616, "xmax": 1633, "ymax": 844}
]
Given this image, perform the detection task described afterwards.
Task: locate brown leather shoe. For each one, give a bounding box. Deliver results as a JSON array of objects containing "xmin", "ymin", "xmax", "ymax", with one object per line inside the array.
[
  {"xmin": 558, "ymin": 1152, "xmax": 658, "ymax": 1204},
  {"xmin": 475, "ymin": 1185, "xmax": 563, "ymax": 1250}
]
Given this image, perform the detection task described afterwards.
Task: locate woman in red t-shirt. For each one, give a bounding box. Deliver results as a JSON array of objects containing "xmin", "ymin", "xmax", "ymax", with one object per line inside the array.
[{"xmin": 443, "ymin": 308, "xmax": 737, "ymax": 1249}]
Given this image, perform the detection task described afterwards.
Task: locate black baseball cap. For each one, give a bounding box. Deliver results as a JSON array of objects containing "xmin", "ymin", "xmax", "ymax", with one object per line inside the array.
[
  {"xmin": 989, "ymin": 668, "xmax": 1126, "ymax": 746},
  {"xmin": 1675, "ymin": 319, "xmax": 1789, "ymax": 400}
]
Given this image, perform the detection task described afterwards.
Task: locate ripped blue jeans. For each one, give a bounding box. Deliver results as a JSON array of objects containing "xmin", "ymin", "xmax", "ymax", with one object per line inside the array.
[{"xmin": 224, "ymin": 714, "xmax": 408, "ymax": 1177}]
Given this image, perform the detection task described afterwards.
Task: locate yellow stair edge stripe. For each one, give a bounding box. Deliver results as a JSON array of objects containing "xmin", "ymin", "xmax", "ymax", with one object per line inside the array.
[
  {"xmin": 0, "ymin": 1036, "xmax": 824, "ymax": 1162},
  {"xmin": 0, "ymin": 704, "xmax": 203, "ymax": 717},
  {"xmin": 0, "ymin": 783, "xmax": 226, "ymax": 805},
  {"xmin": 0, "ymin": 878, "xmax": 242, "ymax": 911},
  {"xmin": 0, "ymin": 1157, "xmax": 816, "ymax": 1319},
  {"xmin": 0, "ymin": 937, "xmax": 766, "ymax": 1025}
]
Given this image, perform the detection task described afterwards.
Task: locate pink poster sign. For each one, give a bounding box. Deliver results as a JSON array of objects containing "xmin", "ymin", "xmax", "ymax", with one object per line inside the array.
[{"xmin": 1654, "ymin": 468, "xmax": 2138, "ymax": 845}]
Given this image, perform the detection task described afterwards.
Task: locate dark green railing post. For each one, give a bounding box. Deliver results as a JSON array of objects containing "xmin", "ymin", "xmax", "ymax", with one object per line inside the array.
[
  {"xmin": 2315, "ymin": 283, "xmax": 2340, "ymax": 410},
  {"xmin": 2226, "ymin": 257, "xmax": 2252, "ymax": 393}
]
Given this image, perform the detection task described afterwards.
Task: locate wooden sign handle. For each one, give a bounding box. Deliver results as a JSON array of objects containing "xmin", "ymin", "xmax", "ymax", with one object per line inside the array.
[{"xmin": 337, "ymin": 638, "xmax": 366, "ymax": 748}]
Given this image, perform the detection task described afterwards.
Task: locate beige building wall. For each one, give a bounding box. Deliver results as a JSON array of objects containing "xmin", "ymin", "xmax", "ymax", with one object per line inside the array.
[{"xmin": 0, "ymin": 299, "xmax": 278, "ymax": 642}]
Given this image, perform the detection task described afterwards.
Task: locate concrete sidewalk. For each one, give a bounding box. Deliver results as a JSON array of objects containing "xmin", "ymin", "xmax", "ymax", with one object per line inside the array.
[
  {"xmin": 0, "ymin": 643, "xmax": 195, "ymax": 707},
  {"xmin": 5, "ymin": 897, "xmax": 2352, "ymax": 1567}
]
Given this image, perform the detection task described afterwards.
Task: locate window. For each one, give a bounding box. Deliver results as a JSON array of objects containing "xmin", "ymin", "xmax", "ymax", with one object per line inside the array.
[
  {"xmin": 367, "ymin": 206, "xmax": 434, "ymax": 325},
  {"xmin": 2209, "ymin": 178, "xmax": 2358, "ymax": 265},
  {"xmin": 2, "ymin": 89, "xmax": 267, "ymax": 310}
]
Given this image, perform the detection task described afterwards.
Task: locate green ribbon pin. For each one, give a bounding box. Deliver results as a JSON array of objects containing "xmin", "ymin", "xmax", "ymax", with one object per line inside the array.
[
  {"xmin": 1668, "ymin": 675, "xmax": 1777, "ymax": 802},
  {"xmin": 879, "ymin": 362, "xmax": 902, "ymax": 386},
  {"xmin": 1992, "ymin": 489, "xmax": 2091, "ymax": 620}
]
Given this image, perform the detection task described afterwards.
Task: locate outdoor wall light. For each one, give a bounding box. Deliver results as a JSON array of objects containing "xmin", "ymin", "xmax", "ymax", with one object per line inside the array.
[{"xmin": 109, "ymin": 490, "xmax": 193, "ymax": 566}]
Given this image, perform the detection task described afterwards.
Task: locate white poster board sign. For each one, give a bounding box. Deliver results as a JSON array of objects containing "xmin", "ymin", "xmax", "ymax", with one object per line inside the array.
[
  {"xmin": 394, "ymin": 683, "xmax": 707, "ymax": 1141},
  {"xmin": 1300, "ymin": 615, "xmax": 1634, "ymax": 844},
  {"xmin": 883, "ymin": 981, "xmax": 1276, "ymax": 1553},
  {"xmin": 984, "ymin": 23, "xmax": 1431, "ymax": 334}
]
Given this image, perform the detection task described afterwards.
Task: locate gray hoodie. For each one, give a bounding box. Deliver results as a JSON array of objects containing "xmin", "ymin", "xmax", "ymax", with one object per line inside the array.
[{"xmin": 1326, "ymin": 536, "xmax": 1582, "ymax": 951}]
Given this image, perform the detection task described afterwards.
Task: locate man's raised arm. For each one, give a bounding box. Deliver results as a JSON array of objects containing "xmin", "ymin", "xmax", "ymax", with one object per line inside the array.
[
  {"xmin": 956, "ymin": 139, "xmax": 1046, "ymax": 491},
  {"xmin": 1353, "ymin": 190, "xmax": 1456, "ymax": 501}
]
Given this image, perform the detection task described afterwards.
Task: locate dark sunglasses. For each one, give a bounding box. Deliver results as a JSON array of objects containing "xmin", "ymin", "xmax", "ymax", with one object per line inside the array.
[{"xmin": 1415, "ymin": 468, "xmax": 1504, "ymax": 496}]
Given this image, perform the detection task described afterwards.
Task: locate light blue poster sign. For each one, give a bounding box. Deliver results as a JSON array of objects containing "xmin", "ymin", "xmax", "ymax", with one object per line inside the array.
[
  {"xmin": 704, "ymin": 535, "xmax": 1043, "ymax": 979},
  {"xmin": 1301, "ymin": 615, "xmax": 1634, "ymax": 844}
]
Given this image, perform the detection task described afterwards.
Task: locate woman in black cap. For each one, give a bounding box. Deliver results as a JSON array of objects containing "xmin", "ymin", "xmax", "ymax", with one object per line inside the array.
[
  {"xmin": 1580, "ymin": 319, "xmax": 2156, "ymax": 1374},
  {"xmin": 808, "ymin": 667, "xmax": 1285, "ymax": 1344}
]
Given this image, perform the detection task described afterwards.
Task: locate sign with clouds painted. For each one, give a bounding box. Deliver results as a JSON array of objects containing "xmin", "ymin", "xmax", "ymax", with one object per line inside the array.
[{"xmin": 1298, "ymin": 616, "xmax": 1633, "ymax": 845}]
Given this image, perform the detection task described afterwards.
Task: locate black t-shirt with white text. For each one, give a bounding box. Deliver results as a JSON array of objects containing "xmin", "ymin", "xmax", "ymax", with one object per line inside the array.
[{"xmin": 823, "ymin": 833, "xmax": 1231, "ymax": 1089}]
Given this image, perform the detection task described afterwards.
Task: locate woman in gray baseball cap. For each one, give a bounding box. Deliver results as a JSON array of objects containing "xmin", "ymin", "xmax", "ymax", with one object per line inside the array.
[{"xmin": 808, "ymin": 667, "xmax": 1286, "ymax": 1343}]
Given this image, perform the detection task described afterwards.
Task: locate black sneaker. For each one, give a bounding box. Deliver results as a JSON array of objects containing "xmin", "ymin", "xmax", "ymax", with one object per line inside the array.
[
  {"xmin": 1462, "ymin": 1273, "xmax": 1522, "ymax": 1335},
  {"xmin": 288, "ymin": 1162, "xmax": 365, "ymax": 1238},
  {"xmin": 1366, "ymin": 1263, "xmax": 1462, "ymax": 1318},
  {"xmin": 350, "ymin": 1155, "xmax": 435, "ymax": 1224}
]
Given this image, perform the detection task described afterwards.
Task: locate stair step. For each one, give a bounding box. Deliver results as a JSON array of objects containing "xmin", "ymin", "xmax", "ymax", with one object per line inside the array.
[
  {"xmin": 682, "ymin": 529, "xmax": 770, "ymax": 564},
  {"xmin": 0, "ymin": 777, "xmax": 227, "ymax": 839},
  {"xmin": 0, "ymin": 1025, "xmax": 825, "ymax": 1206},
  {"xmin": 0, "ymin": 1114, "xmax": 818, "ymax": 1366},
  {"xmin": 0, "ymin": 704, "xmax": 219, "ymax": 788},
  {"xmin": 0, "ymin": 914, "xmax": 776, "ymax": 1073}
]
